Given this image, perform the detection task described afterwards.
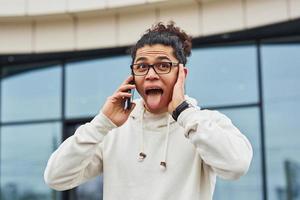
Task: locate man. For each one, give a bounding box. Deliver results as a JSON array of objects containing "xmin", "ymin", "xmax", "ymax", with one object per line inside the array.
[{"xmin": 44, "ymin": 22, "xmax": 253, "ymax": 200}]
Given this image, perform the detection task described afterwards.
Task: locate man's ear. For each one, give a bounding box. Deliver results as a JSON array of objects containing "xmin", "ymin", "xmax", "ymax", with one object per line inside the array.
[{"xmin": 184, "ymin": 67, "xmax": 188, "ymax": 77}]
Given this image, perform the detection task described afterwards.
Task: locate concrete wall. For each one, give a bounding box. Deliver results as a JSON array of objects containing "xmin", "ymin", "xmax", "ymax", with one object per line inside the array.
[{"xmin": 0, "ymin": 0, "xmax": 299, "ymax": 54}]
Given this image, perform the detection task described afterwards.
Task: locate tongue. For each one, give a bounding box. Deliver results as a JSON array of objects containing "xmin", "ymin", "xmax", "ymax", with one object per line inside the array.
[{"xmin": 146, "ymin": 92, "xmax": 162, "ymax": 109}]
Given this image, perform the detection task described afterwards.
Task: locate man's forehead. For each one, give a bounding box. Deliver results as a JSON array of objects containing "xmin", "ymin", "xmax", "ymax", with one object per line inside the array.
[
  {"xmin": 136, "ymin": 50, "xmax": 170, "ymax": 56},
  {"xmin": 135, "ymin": 45, "xmax": 174, "ymax": 58}
]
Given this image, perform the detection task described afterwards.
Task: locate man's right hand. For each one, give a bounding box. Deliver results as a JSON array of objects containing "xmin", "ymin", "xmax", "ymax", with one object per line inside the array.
[{"xmin": 102, "ymin": 76, "xmax": 136, "ymax": 127}]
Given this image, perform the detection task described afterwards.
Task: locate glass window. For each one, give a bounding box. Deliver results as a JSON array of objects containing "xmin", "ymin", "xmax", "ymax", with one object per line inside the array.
[
  {"xmin": 1, "ymin": 66, "xmax": 62, "ymax": 122},
  {"xmin": 213, "ymin": 107, "xmax": 263, "ymax": 200},
  {"xmin": 0, "ymin": 123, "xmax": 61, "ymax": 200},
  {"xmin": 77, "ymin": 176, "xmax": 103, "ymax": 200},
  {"xmin": 66, "ymin": 56, "xmax": 131, "ymax": 119},
  {"xmin": 262, "ymin": 43, "xmax": 300, "ymax": 200},
  {"xmin": 187, "ymin": 45, "xmax": 258, "ymax": 107}
]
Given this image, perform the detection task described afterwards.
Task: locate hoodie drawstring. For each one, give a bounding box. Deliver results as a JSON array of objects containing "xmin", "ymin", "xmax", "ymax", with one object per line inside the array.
[
  {"xmin": 138, "ymin": 109, "xmax": 147, "ymax": 162},
  {"xmin": 138, "ymin": 108, "xmax": 171, "ymax": 171},
  {"xmin": 160, "ymin": 115, "xmax": 171, "ymax": 171}
]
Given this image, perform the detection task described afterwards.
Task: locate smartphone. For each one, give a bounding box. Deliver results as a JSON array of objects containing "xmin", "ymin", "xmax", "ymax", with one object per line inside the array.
[{"xmin": 124, "ymin": 80, "xmax": 135, "ymax": 110}]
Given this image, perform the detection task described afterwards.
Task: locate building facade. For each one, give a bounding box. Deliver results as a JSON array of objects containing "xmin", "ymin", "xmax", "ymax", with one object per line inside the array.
[{"xmin": 0, "ymin": 0, "xmax": 300, "ymax": 200}]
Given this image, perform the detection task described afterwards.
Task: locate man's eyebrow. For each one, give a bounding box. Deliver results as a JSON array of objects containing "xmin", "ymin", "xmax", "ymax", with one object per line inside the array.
[
  {"xmin": 156, "ymin": 56, "xmax": 171, "ymax": 61},
  {"xmin": 135, "ymin": 57, "xmax": 147, "ymax": 63},
  {"xmin": 135, "ymin": 55, "xmax": 171, "ymax": 63}
]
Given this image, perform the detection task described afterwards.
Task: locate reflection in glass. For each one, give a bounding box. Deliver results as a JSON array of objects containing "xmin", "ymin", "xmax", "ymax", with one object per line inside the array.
[
  {"xmin": 0, "ymin": 123, "xmax": 61, "ymax": 200},
  {"xmin": 187, "ymin": 46, "xmax": 258, "ymax": 107},
  {"xmin": 66, "ymin": 56, "xmax": 131, "ymax": 118},
  {"xmin": 1, "ymin": 66, "xmax": 62, "ymax": 122},
  {"xmin": 77, "ymin": 176, "xmax": 103, "ymax": 200},
  {"xmin": 262, "ymin": 44, "xmax": 300, "ymax": 200},
  {"xmin": 213, "ymin": 107, "xmax": 262, "ymax": 200}
]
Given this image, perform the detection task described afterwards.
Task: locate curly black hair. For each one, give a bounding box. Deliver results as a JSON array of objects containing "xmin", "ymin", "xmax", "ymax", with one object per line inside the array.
[{"xmin": 129, "ymin": 21, "xmax": 192, "ymax": 65}]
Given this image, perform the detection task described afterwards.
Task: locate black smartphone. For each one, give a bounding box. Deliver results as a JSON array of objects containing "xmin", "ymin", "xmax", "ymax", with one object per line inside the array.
[{"xmin": 124, "ymin": 80, "xmax": 135, "ymax": 110}]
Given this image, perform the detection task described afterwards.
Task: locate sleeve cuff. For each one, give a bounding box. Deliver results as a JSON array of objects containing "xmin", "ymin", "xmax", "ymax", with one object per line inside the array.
[{"xmin": 177, "ymin": 107, "xmax": 198, "ymax": 128}]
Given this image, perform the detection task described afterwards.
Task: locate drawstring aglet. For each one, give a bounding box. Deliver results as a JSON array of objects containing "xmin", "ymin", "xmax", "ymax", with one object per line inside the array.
[
  {"xmin": 138, "ymin": 152, "xmax": 147, "ymax": 162},
  {"xmin": 160, "ymin": 161, "xmax": 167, "ymax": 170}
]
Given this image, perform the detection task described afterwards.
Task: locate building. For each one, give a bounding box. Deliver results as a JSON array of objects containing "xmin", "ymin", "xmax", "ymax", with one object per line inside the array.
[{"xmin": 0, "ymin": 0, "xmax": 300, "ymax": 199}]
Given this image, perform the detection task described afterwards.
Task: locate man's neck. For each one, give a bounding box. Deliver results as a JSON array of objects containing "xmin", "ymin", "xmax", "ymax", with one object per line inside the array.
[{"xmin": 143, "ymin": 103, "xmax": 168, "ymax": 115}]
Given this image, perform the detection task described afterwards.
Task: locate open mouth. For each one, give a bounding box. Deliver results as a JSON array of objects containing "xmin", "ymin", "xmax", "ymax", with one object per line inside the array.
[{"xmin": 145, "ymin": 88, "xmax": 163, "ymax": 95}]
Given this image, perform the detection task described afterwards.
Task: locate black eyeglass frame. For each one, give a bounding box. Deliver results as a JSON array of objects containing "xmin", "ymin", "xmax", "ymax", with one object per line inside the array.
[{"xmin": 130, "ymin": 62, "xmax": 180, "ymax": 76}]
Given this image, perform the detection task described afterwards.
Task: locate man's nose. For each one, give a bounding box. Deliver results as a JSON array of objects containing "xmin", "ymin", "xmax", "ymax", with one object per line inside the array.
[{"xmin": 145, "ymin": 66, "xmax": 159, "ymax": 80}]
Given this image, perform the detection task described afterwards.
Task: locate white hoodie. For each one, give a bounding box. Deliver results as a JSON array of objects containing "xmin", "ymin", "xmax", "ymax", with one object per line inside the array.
[{"xmin": 44, "ymin": 96, "xmax": 253, "ymax": 200}]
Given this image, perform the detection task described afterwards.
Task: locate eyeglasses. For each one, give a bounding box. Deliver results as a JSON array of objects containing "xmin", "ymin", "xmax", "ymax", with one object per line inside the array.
[{"xmin": 130, "ymin": 62, "xmax": 180, "ymax": 76}]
